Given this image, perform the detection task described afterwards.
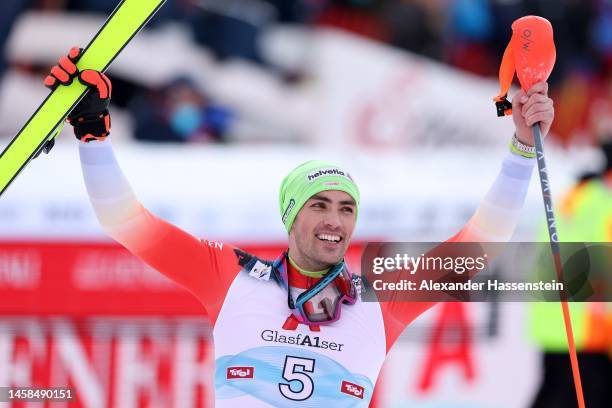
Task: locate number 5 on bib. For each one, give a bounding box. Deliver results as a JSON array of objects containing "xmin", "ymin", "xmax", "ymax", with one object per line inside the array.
[{"xmin": 279, "ymin": 356, "xmax": 315, "ymax": 401}]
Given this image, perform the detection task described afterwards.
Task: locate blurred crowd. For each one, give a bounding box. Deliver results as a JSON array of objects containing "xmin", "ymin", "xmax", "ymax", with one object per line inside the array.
[{"xmin": 0, "ymin": 0, "xmax": 610, "ymax": 145}]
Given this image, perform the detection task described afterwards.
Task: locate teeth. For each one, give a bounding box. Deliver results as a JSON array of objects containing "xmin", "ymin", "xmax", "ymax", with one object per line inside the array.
[{"xmin": 317, "ymin": 234, "xmax": 341, "ymax": 243}]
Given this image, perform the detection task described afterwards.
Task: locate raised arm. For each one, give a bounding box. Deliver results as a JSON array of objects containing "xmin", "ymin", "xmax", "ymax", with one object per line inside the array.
[
  {"xmin": 456, "ymin": 81, "xmax": 554, "ymax": 242},
  {"xmin": 451, "ymin": 149, "xmax": 534, "ymax": 242},
  {"xmin": 79, "ymin": 139, "xmax": 238, "ymax": 305},
  {"xmin": 46, "ymin": 48, "xmax": 239, "ymax": 321},
  {"xmin": 381, "ymin": 82, "xmax": 554, "ymax": 341}
]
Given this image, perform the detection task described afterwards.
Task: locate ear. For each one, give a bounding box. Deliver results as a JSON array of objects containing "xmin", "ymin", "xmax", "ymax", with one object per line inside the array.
[{"xmin": 510, "ymin": 16, "xmax": 556, "ymax": 91}]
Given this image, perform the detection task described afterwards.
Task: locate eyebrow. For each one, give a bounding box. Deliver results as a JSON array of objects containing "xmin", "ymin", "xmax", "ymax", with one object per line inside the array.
[{"xmin": 310, "ymin": 194, "xmax": 356, "ymax": 207}]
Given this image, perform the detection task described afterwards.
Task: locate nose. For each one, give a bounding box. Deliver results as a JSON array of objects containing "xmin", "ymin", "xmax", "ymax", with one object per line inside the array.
[{"xmin": 323, "ymin": 211, "xmax": 342, "ymax": 230}]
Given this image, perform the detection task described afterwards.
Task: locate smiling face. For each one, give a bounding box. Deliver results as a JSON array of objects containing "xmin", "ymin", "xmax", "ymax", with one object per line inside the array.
[{"xmin": 288, "ymin": 190, "xmax": 357, "ymax": 271}]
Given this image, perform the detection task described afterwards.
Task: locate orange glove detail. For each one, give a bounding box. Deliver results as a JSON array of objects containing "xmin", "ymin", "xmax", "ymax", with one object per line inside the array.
[
  {"xmin": 44, "ymin": 47, "xmax": 82, "ymax": 89},
  {"xmin": 45, "ymin": 47, "xmax": 112, "ymax": 142}
]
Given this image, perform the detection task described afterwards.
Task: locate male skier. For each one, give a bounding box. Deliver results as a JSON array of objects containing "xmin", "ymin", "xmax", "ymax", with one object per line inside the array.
[{"xmin": 45, "ymin": 47, "xmax": 554, "ymax": 407}]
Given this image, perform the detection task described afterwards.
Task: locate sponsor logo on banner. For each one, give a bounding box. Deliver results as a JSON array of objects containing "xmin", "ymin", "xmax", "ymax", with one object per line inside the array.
[
  {"xmin": 227, "ymin": 367, "xmax": 254, "ymax": 379},
  {"xmin": 72, "ymin": 251, "xmax": 175, "ymax": 290},
  {"xmin": 341, "ymin": 380, "xmax": 364, "ymax": 399},
  {"xmin": 0, "ymin": 250, "xmax": 41, "ymax": 288}
]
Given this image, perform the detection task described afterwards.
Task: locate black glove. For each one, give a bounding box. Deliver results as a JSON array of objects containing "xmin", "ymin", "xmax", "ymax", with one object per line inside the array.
[{"xmin": 45, "ymin": 46, "xmax": 112, "ymax": 143}]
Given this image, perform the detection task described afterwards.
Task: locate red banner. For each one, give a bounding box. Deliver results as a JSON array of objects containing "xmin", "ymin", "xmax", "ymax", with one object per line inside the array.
[
  {"xmin": 0, "ymin": 317, "xmax": 213, "ymax": 407},
  {"xmin": 0, "ymin": 241, "xmax": 363, "ymax": 316},
  {"xmin": 0, "ymin": 241, "xmax": 365, "ymax": 407}
]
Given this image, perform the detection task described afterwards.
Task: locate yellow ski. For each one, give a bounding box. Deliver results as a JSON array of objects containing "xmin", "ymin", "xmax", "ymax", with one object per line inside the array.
[{"xmin": 0, "ymin": 0, "xmax": 166, "ymax": 196}]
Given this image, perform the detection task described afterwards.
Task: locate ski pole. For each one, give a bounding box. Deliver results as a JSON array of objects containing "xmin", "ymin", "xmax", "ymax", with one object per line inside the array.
[
  {"xmin": 494, "ymin": 15, "xmax": 585, "ymax": 407},
  {"xmin": 532, "ymin": 123, "xmax": 586, "ymax": 408}
]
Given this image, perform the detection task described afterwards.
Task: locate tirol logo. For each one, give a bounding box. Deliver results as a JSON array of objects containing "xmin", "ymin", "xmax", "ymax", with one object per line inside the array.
[
  {"xmin": 227, "ymin": 366, "xmax": 254, "ymax": 379},
  {"xmin": 341, "ymin": 380, "xmax": 364, "ymax": 399},
  {"xmin": 282, "ymin": 199, "xmax": 295, "ymax": 224},
  {"xmin": 307, "ymin": 168, "xmax": 352, "ymax": 183}
]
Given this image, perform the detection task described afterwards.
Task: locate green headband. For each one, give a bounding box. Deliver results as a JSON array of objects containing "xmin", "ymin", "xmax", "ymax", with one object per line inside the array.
[{"xmin": 279, "ymin": 160, "xmax": 360, "ymax": 233}]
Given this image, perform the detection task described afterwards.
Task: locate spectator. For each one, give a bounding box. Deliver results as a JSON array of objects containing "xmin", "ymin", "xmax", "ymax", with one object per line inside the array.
[
  {"xmin": 446, "ymin": 0, "xmax": 496, "ymax": 75},
  {"xmin": 130, "ymin": 76, "xmax": 233, "ymax": 143}
]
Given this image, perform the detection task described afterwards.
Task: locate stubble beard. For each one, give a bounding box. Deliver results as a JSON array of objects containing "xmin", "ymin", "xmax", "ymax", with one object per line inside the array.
[{"xmin": 297, "ymin": 235, "xmax": 346, "ymax": 270}]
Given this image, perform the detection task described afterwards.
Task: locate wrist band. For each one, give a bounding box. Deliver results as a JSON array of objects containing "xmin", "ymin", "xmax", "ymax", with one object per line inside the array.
[{"xmin": 510, "ymin": 133, "xmax": 536, "ymax": 158}]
